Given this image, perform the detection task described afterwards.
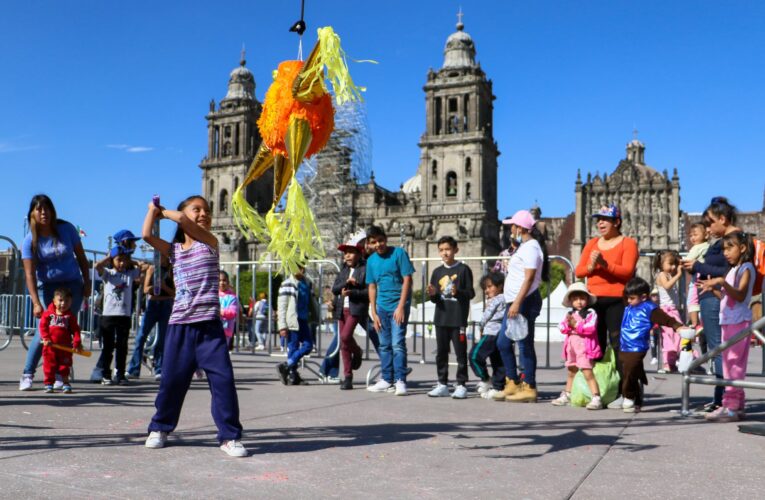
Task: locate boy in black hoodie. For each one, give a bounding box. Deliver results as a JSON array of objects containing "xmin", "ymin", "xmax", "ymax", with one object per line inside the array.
[{"xmin": 427, "ymin": 236, "xmax": 475, "ymax": 399}]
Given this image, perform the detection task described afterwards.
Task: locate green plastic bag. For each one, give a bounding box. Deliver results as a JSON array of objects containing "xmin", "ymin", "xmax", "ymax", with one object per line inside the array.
[{"xmin": 570, "ymin": 346, "xmax": 620, "ymax": 407}]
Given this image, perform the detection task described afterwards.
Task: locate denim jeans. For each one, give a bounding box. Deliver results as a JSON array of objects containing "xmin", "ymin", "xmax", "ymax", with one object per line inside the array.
[
  {"xmin": 320, "ymin": 321, "xmax": 340, "ymax": 378},
  {"xmin": 250, "ymin": 318, "xmax": 266, "ymax": 345},
  {"xmin": 497, "ymin": 290, "xmax": 542, "ymax": 387},
  {"xmin": 127, "ymin": 299, "xmax": 172, "ymax": 376},
  {"xmin": 700, "ymin": 294, "xmax": 724, "ymax": 405},
  {"xmin": 287, "ymin": 318, "xmax": 313, "ymax": 372},
  {"xmin": 376, "ymin": 307, "xmax": 409, "ymax": 383},
  {"xmin": 24, "ymin": 279, "xmax": 84, "ymax": 376}
]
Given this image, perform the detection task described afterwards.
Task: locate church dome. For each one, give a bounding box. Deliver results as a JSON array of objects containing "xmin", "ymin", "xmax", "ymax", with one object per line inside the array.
[
  {"xmin": 442, "ymin": 20, "xmax": 477, "ymax": 69},
  {"xmin": 224, "ymin": 59, "xmax": 255, "ymax": 101},
  {"xmin": 402, "ymin": 173, "xmax": 421, "ymax": 194}
]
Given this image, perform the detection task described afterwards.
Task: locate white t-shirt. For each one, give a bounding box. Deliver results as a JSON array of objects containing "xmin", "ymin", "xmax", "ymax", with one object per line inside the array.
[
  {"xmin": 503, "ymin": 239, "xmax": 543, "ymax": 304},
  {"xmin": 101, "ymin": 267, "xmax": 140, "ymax": 316},
  {"xmin": 343, "ymin": 268, "xmax": 355, "ymax": 309}
]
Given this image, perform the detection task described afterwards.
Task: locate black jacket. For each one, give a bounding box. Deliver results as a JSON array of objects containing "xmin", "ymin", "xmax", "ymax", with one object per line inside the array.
[{"xmin": 332, "ymin": 264, "xmax": 369, "ymax": 320}]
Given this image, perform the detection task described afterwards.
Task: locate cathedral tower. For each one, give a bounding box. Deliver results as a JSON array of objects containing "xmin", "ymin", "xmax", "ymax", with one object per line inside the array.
[{"xmin": 199, "ymin": 51, "xmax": 271, "ymax": 263}]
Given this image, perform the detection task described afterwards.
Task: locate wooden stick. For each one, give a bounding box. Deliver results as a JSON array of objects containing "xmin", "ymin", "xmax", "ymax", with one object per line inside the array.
[{"xmin": 49, "ymin": 343, "xmax": 92, "ymax": 357}]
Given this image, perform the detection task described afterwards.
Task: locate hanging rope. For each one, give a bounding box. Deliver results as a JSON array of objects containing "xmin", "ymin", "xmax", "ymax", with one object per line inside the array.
[{"xmin": 289, "ymin": 0, "xmax": 306, "ymax": 60}]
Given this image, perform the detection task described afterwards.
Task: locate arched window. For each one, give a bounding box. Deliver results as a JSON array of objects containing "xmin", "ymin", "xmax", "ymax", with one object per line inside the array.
[
  {"xmin": 219, "ymin": 189, "xmax": 228, "ymax": 213},
  {"xmin": 465, "ymin": 157, "xmax": 472, "ymax": 176},
  {"xmin": 432, "ymin": 185, "xmax": 438, "ymax": 200},
  {"xmin": 446, "ymin": 171, "xmax": 458, "ymax": 197},
  {"xmin": 431, "ymin": 160, "xmax": 438, "ymax": 177},
  {"xmin": 233, "ymin": 177, "xmax": 239, "ymax": 192},
  {"xmin": 209, "ymin": 179, "xmax": 215, "ymax": 199},
  {"xmin": 465, "ymin": 182, "xmax": 472, "ymax": 200}
]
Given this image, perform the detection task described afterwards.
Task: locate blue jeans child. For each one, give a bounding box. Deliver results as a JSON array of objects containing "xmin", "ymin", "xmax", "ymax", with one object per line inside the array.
[
  {"xmin": 127, "ymin": 299, "xmax": 172, "ymax": 377},
  {"xmin": 376, "ymin": 307, "xmax": 409, "ymax": 383},
  {"xmin": 287, "ymin": 318, "xmax": 314, "ymax": 374}
]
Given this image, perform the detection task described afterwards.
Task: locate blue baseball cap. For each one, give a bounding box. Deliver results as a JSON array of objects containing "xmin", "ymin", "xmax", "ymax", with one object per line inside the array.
[
  {"xmin": 113, "ymin": 229, "xmax": 140, "ymax": 244},
  {"xmin": 591, "ymin": 204, "xmax": 621, "ymax": 220},
  {"xmin": 109, "ymin": 246, "xmax": 131, "ymax": 258}
]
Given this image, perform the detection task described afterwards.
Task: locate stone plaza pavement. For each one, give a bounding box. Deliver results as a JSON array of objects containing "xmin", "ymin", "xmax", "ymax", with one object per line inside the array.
[{"xmin": 1, "ymin": 338, "xmax": 764, "ymax": 499}]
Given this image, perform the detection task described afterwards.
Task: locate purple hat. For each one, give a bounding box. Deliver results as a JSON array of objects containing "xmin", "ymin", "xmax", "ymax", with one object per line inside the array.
[
  {"xmin": 502, "ymin": 210, "xmax": 536, "ymax": 230},
  {"xmin": 591, "ymin": 204, "xmax": 621, "ymax": 220}
]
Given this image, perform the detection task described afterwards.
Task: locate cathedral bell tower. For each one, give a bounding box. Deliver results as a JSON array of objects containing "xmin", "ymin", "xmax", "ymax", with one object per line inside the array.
[
  {"xmin": 417, "ymin": 14, "xmax": 500, "ymax": 250},
  {"xmin": 199, "ymin": 50, "xmax": 271, "ymax": 262}
]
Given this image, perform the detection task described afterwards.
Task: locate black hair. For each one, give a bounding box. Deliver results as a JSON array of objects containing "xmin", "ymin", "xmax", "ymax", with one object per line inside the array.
[
  {"xmin": 173, "ymin": 195, "xmax": 209, "ymax": 244},
  {"xmin": 219, "ymin": 270, "xmax": 230, "ymax": 280},
  {"xmin": 705, "ymin": 196, "xmax": 738, "ymax": 225},
  {"xmin": 437, "ymin": 235, "xmax": 458, "ymax": 249},
  {"xmin": 625, "ymin": 277, "xmax": 651, "ymax": 297},
  {"xmin": 480, "ymin": 271, "xmax": 505, "ymax": 290},
  {"xmin": 722, "ymin": 231, "xmax": 754, "ymax": 265},
  {"xmin": 529, "ymin": 226, "xmax": 550, "ymax": 282},
  {"xmin": 652, "ymin": 250, "xmax": 681, "ymax": 273},
  {"xmin": 27, "ymin": 194, "xmax": 61, "ymax": 257},
  {"xmin": 366, "ymin": 225, "xmax": 387, "ymax": 240},
  {"xmin": 53, "ymin": 287, "xmax": 72, "ymax": 299}
]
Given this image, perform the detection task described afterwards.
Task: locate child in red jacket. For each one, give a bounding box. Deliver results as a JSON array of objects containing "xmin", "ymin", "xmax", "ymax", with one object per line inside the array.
[{"xmin": 40, "ymin": 287, "xmax": 82, "ymax": 393}]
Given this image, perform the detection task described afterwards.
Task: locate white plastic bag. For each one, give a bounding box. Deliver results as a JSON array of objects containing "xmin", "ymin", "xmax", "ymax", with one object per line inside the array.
[
  {"xmin": 504, "ymin": 314, "xmax": 529, "ymax": 341},
  {"xmin": 678, "ymin": 350, "xmax": 694, "ymax": 373}
]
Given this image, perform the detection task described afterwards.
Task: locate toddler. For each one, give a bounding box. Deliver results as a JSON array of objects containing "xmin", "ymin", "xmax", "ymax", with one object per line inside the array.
[
  {"xmin": 654, "ymin": 250, "xmax": 684, "ymax": 372},
  {"xmin": 40, "ymin": 287, "xmax": 82, "ymax": 393},
  {"xmin": 469, "ymin": 272, "xmax": 506, "ymax": 401}
]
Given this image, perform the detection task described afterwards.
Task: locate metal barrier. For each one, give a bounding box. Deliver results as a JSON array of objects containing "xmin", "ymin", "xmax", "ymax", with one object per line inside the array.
[{"xmin": 681, "ymin": 315, "xmax": 765, "ymax": 416}]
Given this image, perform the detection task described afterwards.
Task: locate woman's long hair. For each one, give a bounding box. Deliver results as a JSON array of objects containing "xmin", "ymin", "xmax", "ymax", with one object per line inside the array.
[
  {"xmin": 173, "ymin": 195, "xmax": 209, "ymax": 244},
  {"xmin": 530, "ymin": 225, "xmax": 550, "ymax": 282},
  {"xmin": 27, "ymin": 194, "xmax": 60, "ymax": 257},
  {"xmin": 705, "ymin": 196, "xmax": 738, "ymax": 225}
]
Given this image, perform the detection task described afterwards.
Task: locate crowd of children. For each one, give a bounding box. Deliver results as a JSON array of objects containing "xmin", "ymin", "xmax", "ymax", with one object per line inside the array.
[{"xmin": 15, "ymin": 193, "xmax": 764, "ymax": 461}]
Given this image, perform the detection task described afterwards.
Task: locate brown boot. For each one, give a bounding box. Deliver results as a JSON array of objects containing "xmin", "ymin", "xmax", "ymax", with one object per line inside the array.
[
  {"xmin": 493, "ymin": 378, "xmax": 519, "ymax": 400},
  {"xmin": 506, "ymin": 382, "xmax": 538, "ymax": 403}
]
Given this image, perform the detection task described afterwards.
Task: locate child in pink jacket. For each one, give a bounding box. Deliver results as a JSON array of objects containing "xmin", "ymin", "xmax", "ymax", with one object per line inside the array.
[
  {"xmin": 552, "ymin": 282, "xmax": 603, "ymax": 409},
  {"xmin": 219, "ymin": 271, "xmax": 240, "ymax": 351}
]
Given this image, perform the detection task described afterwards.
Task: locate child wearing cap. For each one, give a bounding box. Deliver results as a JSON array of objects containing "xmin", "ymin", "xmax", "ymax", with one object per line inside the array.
[
  {"xmin": 95, "ymin": 246, "xmax": 144, "ymax": 385},
  {"xmin": 551, "ymin": 282, "xmax": 603, "ymax": 409},
  {"xmin": 332, "ymin": 231, "xmax": 369, "ymax": 390},
  {"xmin": 113, "ymin": 229, "xmax": 141, "ymax": 254}
]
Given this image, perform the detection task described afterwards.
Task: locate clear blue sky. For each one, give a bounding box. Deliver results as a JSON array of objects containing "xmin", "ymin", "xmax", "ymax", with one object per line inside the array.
[{"xmin": 1, "ymin": 0, "xmax": 763, "ymax": 253}]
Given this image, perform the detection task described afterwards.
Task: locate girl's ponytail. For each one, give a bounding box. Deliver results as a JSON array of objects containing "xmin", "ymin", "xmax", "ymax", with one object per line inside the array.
[{"xmin": 530, "ymin": 225, "xmax": 550, "ymax": 282}]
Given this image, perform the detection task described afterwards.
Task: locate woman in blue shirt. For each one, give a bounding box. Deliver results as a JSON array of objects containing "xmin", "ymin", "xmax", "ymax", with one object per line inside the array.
[{"xmin": 19, "ymin": 195, "xmax": 91, "ymax": 391}]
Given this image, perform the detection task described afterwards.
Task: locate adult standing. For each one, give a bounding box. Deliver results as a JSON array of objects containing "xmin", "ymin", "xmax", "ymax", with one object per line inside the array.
[
  {"xmin": 575, "ymin": 204, "xmax": 638, "ymax": 407},
  {"xmin": 19, "ymin": 194, "xmax": 91, "ymax": 391},
  {"xmin": 496, "ymin": 210, "xmax": 548, "ymax": 403},
  {"xmin": 683, "ymin": 196, "xmax": 739, "ymax": 412}
]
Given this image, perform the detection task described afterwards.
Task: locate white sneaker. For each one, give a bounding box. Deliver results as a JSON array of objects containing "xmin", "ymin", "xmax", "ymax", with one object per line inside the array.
[
  {"xmin": 53, "ymin": 374, "xmax": 64, "ymax": 390},
  {"xmin": 220, "ymin": 440, "xmax": 248, "ymax": 457},
  {"xmin": 324, "ymin": 376, "xmax": 341, "ymax": 385},
  {"xmin": 367, "ymin": 380, "xmax": 392, "ymax": 393},
  {"xmin": 607, "ymin": 396, "xmax": 625, "ymax": 409},
  {"xmin": 19, "ymin": 374, "xmax": 33, "ymax": 391},
  {"xmin": 194, "ymin": 369, "xmax": 205, "ymax": 380},
  {"xmin": 451, "ymin": 385, "xmax": 468, "ymax": 399},
  {"xmin": 650, "ymin": 357, "xmax": 658, "ymax": 366},
  {"xmin": 476, "ymin": 381, "xmax": 491, "ymax": 394},
  {"xmin": 622, "ymin": 397, "xmax": 636, "ymax": 412},
  {"xmin": 482, "ymin": 389, "xmax": 501, "ymax": 400},
  {"xmin": 395, "ymin": 380, "xmax": 407, "ymax": 396},
  {"xmin": 586, "ymin": 395, "xmax": 603, "ymax": 410},
  {"xmin": 255, "ymin": 345, "xmax": 265, "ymax": 351},
  {"xmin": 551, "ymin": 391, "xmax": 571, "ymax": 406},
  {"xmin": 145, "ymin": 431, "xmax": 167, "ymax": 449},
  {"xmin": 154, "ymin": 374, "xmax": 162, "ymax": 382},
  {"xmin": 428, "ymin": 383, "xmax": 450, "ymax": 397}
]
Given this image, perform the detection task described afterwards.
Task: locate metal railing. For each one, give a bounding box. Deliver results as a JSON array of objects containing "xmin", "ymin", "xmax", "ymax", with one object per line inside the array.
[{"xmin": 681, "ymin": 315, "xmax": 765, "ymax": 416}]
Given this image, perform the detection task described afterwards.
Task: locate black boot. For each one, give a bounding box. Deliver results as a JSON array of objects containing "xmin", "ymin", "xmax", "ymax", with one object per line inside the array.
[
  {"xmin": 340, "ymin": 376, "xmax": 353, "ymax": 390},
  {"xmin": 289, "ymin": 371, "xmax": 306, "ymax": 386},
  {"xmin": 276, "ymin": 362, "xmax": 289, "ymax": 385}
]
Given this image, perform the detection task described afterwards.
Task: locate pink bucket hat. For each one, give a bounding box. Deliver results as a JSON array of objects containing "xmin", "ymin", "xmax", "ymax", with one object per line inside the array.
[{"xmin": 502, "ymin": 210, "xmax": 536, "ymax": 230}]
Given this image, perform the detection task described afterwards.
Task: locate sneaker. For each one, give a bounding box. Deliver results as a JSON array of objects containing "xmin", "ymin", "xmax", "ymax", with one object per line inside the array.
[
  {"xmin": 101, "ymin": 378, "xmax": 114, "ymax": 386},
  {"xmin": 428, "ymin": 383, "xmax": 450, "ymax": 397},
  {"xmin": 506, "ymin": 382, "xmax": 538, "ymax": 403},
  {"xmin": 367, "ymin": 380, "xmax": 392, "ymax": 393},
  {"xmin": 476, "ymin": 381, "xmax": 491, "ymax": 394},
  {"xmin": 705, "ymin": 406, "xmax": 740, "ymax": 422},
  {"xmin": 62, "ymin": 385, "xmax": 73, "ymax": 394},
  {"xmin": 54, "ymin": 374, "xmax": 64, "ymax": 390},
  {"xmin": 125, "ymin": 372, "xmax": 140, "ymax": 380},
  {"xmin": 406, "ymin": 367, "xmax": 413, "ymax": 377},
  {"xmin": 115, "ymin": 376, "xmax": 129, "ymax": 385},
  {"xmin": 44, "ymin": 385, "xmax": 54, "ymax": 393},
  {"xmin": 696, "ymin": 401, "xmax": 721, "ymax": 413},
  {"xmin": 607, "ymin": 396, "xmax": 624, "ymax": 409},
  {"xmin": 394, "ymin": 380, "xmax": 407, "ymax": 396},
  {"xmin": 491, "ymin": 388, "xmax": 508, "ymax": 401},
  {"xmin": 324, "ymin": 376, "xmax": 341, "ymax": 385},
  {"xmin": 622, "ymin": 398, "xmax": 636, "ymax": 412},
  {"xmin": 255, "ymin": 344, "xmax": 265, "ymax": 351},
  {"xmin": 145, "ymin": 431, "xmax": 167, "ymax": 449},
  {"xmin": 154, "ymin": 373, "xmax": 162, "ymax": 382},
  {"xmin": 586, "ymin": 395, "xmax": 603, "ymax": 410},
  {"xmin": 551, "ymin": 391, "xmax": 571, "ymax": 406},
  {"xmin": 194, "ymin": 369, "xmax": 205, "ymax": 380},
  {"xmin": 451, "ymin": 385, "xmax": 468, "ymax": 399},
  {"xmin": 276, "ymin": 362, "xmax": 289, "ymax": 385},
  {"xmin": 220, "ymin": 440, "xmax": 248, "ymax": 457},
  {"xmin": 650, "ymin": 357, "xmax": 658, "ymax": 366},
  {"xmin": 483, "ymin": 389, "xmax": 502, "ymax": 400},
  {"xmin": 289, "ymin": 372, "xmax": 307, "ymax": 386},
  {"xmin": 19, "ymin": 374, "xmax": 33, "ymax": 391}
]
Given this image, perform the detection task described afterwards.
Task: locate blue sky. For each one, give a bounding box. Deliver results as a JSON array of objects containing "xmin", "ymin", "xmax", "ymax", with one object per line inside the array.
[{"xmin": 1, "ymin": 0, "xmax": 763, "ymax": 254}]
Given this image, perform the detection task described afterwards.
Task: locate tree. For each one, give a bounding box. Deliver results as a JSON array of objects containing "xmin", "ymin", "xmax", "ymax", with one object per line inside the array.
[{"xmin": 539, "ymin": 261, "xmax": 566, "ymax": 299}]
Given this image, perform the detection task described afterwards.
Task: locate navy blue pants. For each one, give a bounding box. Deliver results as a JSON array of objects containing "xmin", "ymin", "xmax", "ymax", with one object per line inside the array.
[
  {"xmin": 497, "ymin": 290, "xmax": 542, "ymax": 387},
  {"xmin": 287, "ymin": 318, "xmax": 313, "ymax": 373},
  {"xmin": 148, "ymin": 320, "xmax": 242, "ymax": 443}
]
